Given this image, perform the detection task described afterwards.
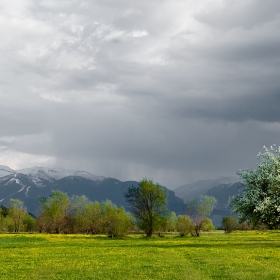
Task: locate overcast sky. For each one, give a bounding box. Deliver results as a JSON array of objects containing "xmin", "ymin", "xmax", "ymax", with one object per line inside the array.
[{"xmin": 1, "ymin": 0, "xmax": 280, "ymax": 189}]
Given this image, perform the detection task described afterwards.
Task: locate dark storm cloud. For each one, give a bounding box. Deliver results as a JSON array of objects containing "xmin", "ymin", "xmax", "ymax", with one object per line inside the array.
[
  {"xmin": 167, "ymin": 91, "xmax": 280, "ymax": 123},
  {"xmin": 1, "ymin": 0, "xmax": 280, "ymax": 188},
  {"xmin": 0, "ymin": 106, "xmax": 47, "ymax": 136}
]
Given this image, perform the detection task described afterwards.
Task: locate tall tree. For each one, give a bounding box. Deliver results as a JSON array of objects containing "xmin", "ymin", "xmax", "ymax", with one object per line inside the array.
[
  {"xmin": 84, "ymin": 201, "xmax": 102, "ymax": 234},
  {"xmin": 176, "ymin": 215, "xmax": 194, "ymax": 237},
  {"xmin": 39, "ymin": 191, "xmax": 70, "ymax": 233},
  {"xmin": 186, "ymin": 195, "xmax": 216, "ymax": 236},
  {"xmin": 9, "ymin": 199, "xmax": 27, "ymax": 232},
  {"xmin": 66, "ymin": 195, "xmax": 89, "ymax": 233},
  {"xmin": 166, "ymin": 211, "xmax": 177, "ymax": 232},
  {"xmin": 229, "ymin": 145, "xmax": 280, "ymax": 229},
  {"xmin": 100, "ymin": 200, "xmax": 134, "ymax": 237},
  {"xmin": 124, "ymin": 179, "xmax": 168, "ymax": 237},
  {"xmin": 0, "ymin": 205, "xmax": 13, "ymax": 232}
]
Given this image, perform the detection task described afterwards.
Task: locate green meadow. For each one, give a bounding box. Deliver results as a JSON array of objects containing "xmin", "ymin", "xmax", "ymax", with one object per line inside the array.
[{"xmin": 1, "ymin": 231, "xmax": 280, "ymax": 280}]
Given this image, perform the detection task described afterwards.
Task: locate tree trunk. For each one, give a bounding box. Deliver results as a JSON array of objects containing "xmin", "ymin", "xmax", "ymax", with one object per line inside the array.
[{"xmin": 146, "ymin": 228, "xmax": 153, "ymax": 237}]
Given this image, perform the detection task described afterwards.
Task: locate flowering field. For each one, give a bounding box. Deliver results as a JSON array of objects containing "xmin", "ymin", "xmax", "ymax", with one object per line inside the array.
[{"xmin": 1, "ymin": 231, "xmax": 280, "ymax": 279}]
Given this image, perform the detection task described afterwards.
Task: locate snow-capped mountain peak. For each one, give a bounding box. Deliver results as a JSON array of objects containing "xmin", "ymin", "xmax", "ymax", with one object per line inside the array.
[
  {"xmin": 16, "ymin": 166, "xmax": 105, "ymax": 181},
  {"xmin": 0, "ymin": 165, "xmax": 15, "ymax": 177}
]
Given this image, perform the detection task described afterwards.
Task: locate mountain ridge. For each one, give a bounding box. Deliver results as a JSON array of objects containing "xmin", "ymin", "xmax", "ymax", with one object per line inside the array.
[
  {"xmin": 174, "ymin": 176, "xmax": 239, "ymax": 203},
  {"xmin": 0, "ymin": 166, "xmax": 243, "ymax": 226},
  {"xmin": 174, "ymin": 177, "xmax": 242, "ymax": 226},
  {"xmin": 0, "ymin": 166, "xmax": 185, "ymax": 216}
]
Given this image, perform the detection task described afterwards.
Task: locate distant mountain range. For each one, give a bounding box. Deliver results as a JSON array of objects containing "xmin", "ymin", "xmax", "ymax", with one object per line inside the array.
[
  {"xmin": 0, "ymin": 165, "xmax": 244, "ymax": 226},
  {"xmin": 174, "ymin": 177, "xmax": 243, "ymax": 226},
  {"xmin": 0, "ymin": 166, "xmax": 185, "ymax": 216},
  {"xmin": 174, "ymin": 177, "xmax": 239, "ymax": 202}
]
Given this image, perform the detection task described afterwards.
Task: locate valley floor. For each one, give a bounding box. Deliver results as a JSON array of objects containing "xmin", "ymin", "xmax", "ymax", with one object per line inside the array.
[{"xmin": 0, "ymin": 231, "xmax": 280, "ymax": 279}]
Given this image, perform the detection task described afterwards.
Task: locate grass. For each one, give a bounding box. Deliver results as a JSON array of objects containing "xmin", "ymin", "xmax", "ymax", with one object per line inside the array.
[{"xmin": 1, "ymin": 231, "xmax": 280, "ymax": 279}]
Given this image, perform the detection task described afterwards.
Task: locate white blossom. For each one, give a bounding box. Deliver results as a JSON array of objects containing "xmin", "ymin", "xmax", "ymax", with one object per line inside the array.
[{"xmin": 230, "ymin": 146, "xmax": 280, "ymax": 229}]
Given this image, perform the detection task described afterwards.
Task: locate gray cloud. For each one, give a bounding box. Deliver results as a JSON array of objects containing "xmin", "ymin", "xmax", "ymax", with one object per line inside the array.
[
  {"xmin": 194, "ymin": 0, "xmax": 280, "ymax": 29},
  {"xmin": 1, "ymin": 0, "xmax": 280, "ymax": 188}
]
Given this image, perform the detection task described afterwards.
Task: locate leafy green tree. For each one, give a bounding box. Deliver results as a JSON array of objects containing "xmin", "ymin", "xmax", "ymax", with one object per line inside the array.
[
  {"xmin": 0, "ymin": 205, "xmax": 9, "ymax": 217},
  {"xmin": 201, "ymin": 217, "xmax": 215, "ymax": 231},
  {"xmin": 186, "ymin": 195, "xmax": 216, "ymax": 236},
  {"xmin": 36, "ymin": 214, "xmax": 47, "ymax": 233},
  {"xmin": 23, "ymin": 215, "xmax": 36, "ymax": 232},
  {"xmin": 0, "ymin": 206, "xmax": 13, "ymax": 232},
  {"xmin": 66, "ymin": 195, "xmax": 89, "ymax": 233},
  {"xmin": 110, "ymin": 207, "xmax": 134, "ymax": 237},
  {"xmin": 222, "ymin": 216, "xmax": 238, "ymax": 233},
  {"xmin": 124, "ymin": 179, "xmax": 168, "ymax": 237},
  {"xmin": 176, "ymin": 215, "xmax": 194, "ymax": 237},
  {"xmin": 84, "ymin": 201, "xmax": 102, "ymax": 234},
  {"xmin": 166, "ymin": 211, "xmax": 177, "ymax": 232},
  {"xmin": 100, "ymin": 200, "xmax": 116, "ymax": 234},
  {"xmin": 0, "ymin": 216, "xmax": 13, "ymax": 232},
  {"xmin": 9, "ymin": 199, "xmax": 27, "ymax": 232},
  {"xmin": 100, "ymin": 200, "xmax": 134, "ymax": 237},
  {"xmin": 103, "ymin": 201, "xmax": 134, "ymax": 237},
  {"xmin": 39, "ymin": 191, "xmax": 70, "ymax": 233},
  {"xmin": 229, "ymin": 146, "xmax": 280, "ymax": 229}
]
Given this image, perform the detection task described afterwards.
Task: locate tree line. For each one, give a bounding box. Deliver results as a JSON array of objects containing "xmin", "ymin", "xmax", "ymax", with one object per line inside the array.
[
  {"xmin": 0, "ymin": 179, "xmax": 217, "ymax": 237},
  {"xmin": 2, "ymin": 145, "xmax": 279, "ymax": 236},
  {"xmin": 1, "ymin": 193, "xmax": 134, "ymax": 237}
]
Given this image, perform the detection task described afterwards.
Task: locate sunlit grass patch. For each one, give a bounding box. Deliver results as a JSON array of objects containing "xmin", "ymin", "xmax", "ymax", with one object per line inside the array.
[{"xmin": 0, "ymin": 231, "xmax": 280, "ymax": 279}]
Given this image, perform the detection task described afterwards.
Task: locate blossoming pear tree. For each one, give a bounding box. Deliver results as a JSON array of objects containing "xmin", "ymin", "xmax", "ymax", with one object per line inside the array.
[{"xmin": 230, "ymin": 145, "xmax": 280, "ymax": 229}]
